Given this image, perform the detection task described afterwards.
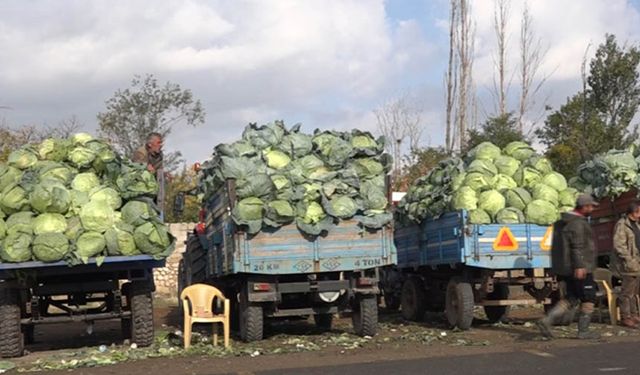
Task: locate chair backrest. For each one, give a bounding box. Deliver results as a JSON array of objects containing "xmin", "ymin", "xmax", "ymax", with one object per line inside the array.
[
  {"xmin": 593, "ymin": 267, "xmax": 613, "ymax": 287},
  {"xmin": 180, "ymin": 284, "xmax": 227, "ymax": 318}
]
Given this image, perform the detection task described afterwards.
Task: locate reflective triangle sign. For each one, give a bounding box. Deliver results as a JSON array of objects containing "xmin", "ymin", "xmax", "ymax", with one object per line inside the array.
[
  {"xmin": 493, "ymin": 227, "xmax": 519, "ymax": 251},
  {"xmin": 540, "ymin": 226, "xmax": 553, "ymax": 251}
]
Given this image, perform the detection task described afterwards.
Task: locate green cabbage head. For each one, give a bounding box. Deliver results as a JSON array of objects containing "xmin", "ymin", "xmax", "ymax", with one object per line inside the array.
[
  {"xmin": 496, "ymin": 207, "xmax": 525, "ymax": 224},
  {"xmin": 33, "ymin": 213, "xmax": 67, "ymax": 235},
  {"xmin": 503, "ymin": 142, "xmax": 535, "ymax": 161},
  {"xmin": 133, "ymin": 222, "xmax": 172, "ymax": 255},
  {"xmin": 105, "ymin": 223, "xmax": 139, "ymax": 256},
  {"xmin": 76, "ymin": 231, "xmax": 106, "ymax": 259},
  {"xmin": 121, "ymin": 200, "xmax": 158, "ymax": 226},
  {"xmin": 504, "ymin": 188, "xmax": 532, "ymax": 211},
  {"xmin": 33, "ymin": 233, "xmax": 70, "ymax": 262},
  {"xmin": 30, "ymin": 181, "xmax": 71, "ymax": 214},
  {"xmin": 468, "ymin": 209, "xmax": 491, "ymax": 224},
  {"xmin": 72, "ymin": 172, "xmax": 100, "ymax": 192},
  {"xmin": 452, "ymin": 186, "xmax": 478, "ymax": 211},
  {"xmin": 79, "ymin": 200, "xmax": 115, "ymax": 233},
  {"xmin": 469, "ymin": 142, "xmax": 501, "ymax": 160},
  {"xmin": 1, "ymin": 232, "xmax": 32, "ymax": 262},
  {"xmin": 478, "ymin": 190, "xmax": 506, "ymax": 217},
  {"xmin": 532, "ymin": 184, "xmax": 559, "ymax": 206},
  {"xmin": 493, "ymin": 155, "xmax": 521, "ymax": 177},
  {"xmin": 89, "ymin": 187, "xmax": 122, "ymax": 210},
  {"xmin": 541, "ymin": 172, "xmax": 568, "ymax": 192},
  {"xmin": 525, "ymin": 200, "xmax": 559, "ymax": 225}
]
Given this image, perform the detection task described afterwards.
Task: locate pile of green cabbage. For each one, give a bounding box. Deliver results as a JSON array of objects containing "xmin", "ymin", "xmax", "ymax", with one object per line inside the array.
[
  {"xmin": 571, "ymin": 147, "xmax": 640, "ymax": 199},
  {"xmin": 397, "ymin": 141, "xmax": 578, "ymax": 226},
  {"xmin": 0, "ymin": 133, "xmax": 174, "ymax": 264},
  {"xmin": 198, "ymin": 121, "xmax": 393, "ymax": 235}
]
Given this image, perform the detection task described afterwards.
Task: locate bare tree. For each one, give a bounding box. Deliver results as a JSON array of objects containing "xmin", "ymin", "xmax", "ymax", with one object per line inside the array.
[
  {"xmin": 518, "ymin": 1, "xmax": 551, "ymax": 133},
  {"xmin": 444, "ymin": 0, "xmax": 458, "ymax": 153},
  {"xmin": 492, "ymin": 0, "xmax": 510, "ymax": 116},
  {"xmin": 48, "ymin": 115, "xmax": 84, "ymax": 138},
  {"xmin": 374, "ymin": 92, "xmax": 423, "ymax": 180},
  {"xmin": 455, "ymin": 0, "xmax": 475, "ymax": 151}
]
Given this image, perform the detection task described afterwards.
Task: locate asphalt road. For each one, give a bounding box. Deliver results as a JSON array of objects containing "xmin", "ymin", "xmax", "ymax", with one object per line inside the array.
[{"xmin": 257, "ymin": 342, "xmax": 639, "ymax": 375}]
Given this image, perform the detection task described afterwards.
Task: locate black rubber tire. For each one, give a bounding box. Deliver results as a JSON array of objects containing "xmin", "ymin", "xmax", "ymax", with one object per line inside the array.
[
  {"xmin": 401, "ymin": 278, "xmax": 426, "ymax": 321},
  {"xmin": 239, "ymin": 289, "xmax": 263, "ymax": 342},
  {"xmin": 313, "ymin": 314, "xmax": 333, "ymax": 331},
  {"xmin": 0, "ymin": 289, "xmax": 23, "ymax": 358},
  {"xmin": 384, "ymin": 291, "xmax": 401, "ymax": 311},
  {"xmin": 130, "ymin": 282, "xmax": 154, "ymax": 347},
  {"xmin": 483, "ymin": 284, "xmax": 510, "ymax": 323},
  {"xmin": 352, "ymin": 295, "xmax": 378, "ymax": 337},
  {"xmin": 445, "ymin": 278, "xmax": 475, "ymax": 330}
]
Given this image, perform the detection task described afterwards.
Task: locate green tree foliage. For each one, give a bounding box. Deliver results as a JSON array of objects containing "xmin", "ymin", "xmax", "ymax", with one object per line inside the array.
[
  {"xmin": 163, "ymin": 166, "xmax": 200, "ymax": 223},
  {"xmin": 395, "ymin": 147, "xmax": 449, "ymax": 191},
  {"xmin": 465, "ymin": 113, "xmax": 526, "ymax": 153},
  {"xmin": 97, "ymin": 74, "xmax": 205, "ymax": 170},
  {"xmin": 537, "ymin": 34, "xmax": 640, "ymax": 177}
]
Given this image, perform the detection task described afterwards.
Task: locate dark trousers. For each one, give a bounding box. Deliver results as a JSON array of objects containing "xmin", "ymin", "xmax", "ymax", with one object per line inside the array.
[
  {"xmin": 562, "ymin": 273, "xmax": 597, "ymax": 305},
  {"xmin": 619, "ymin": 275, "xmax": 640, "ymax": 319}
]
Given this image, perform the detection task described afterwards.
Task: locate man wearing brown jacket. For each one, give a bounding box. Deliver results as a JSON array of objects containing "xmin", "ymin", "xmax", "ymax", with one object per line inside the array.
[
  {"xmin": 537, "ymin": 194, "xmax": 600, "ymax": 339},
  {"xmin": 612, "ymin": 201, "xmax": 640, "ymax": 328}
]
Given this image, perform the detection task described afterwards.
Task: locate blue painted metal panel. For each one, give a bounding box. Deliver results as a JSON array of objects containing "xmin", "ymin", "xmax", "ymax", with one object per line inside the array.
[
  {"xmin": 205, "ymin": 191, "xmax": 397, "ymax": 276},
  {"xmin": 395, "ymin": 210, "xmax": 551, "ymax": 270}
]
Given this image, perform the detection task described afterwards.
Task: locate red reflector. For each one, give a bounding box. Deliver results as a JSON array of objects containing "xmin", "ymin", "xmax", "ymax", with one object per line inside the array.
[
  {"xmin": 253, "ymin": 283, "xmax": 271, "ymax": 292},
  {"xmin": 496, "ymin": 232, "xmax": 514, "ymax": 247},
  {"xmin": 195, "ymin": 223, "xmax": 206, "ymax": 234}
]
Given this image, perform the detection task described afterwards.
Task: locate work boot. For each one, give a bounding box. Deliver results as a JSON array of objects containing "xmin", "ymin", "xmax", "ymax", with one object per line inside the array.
[
  {"xmin": 536, "ymin": 303, "xmax": 569, "ymax": 338},
  {"xmin": 577, "ymin": 313, "xmax": 601, "ymax": 339},
  {"xmin": 621, "ymin": 318, "xmax": 639, "ymax": 329}
]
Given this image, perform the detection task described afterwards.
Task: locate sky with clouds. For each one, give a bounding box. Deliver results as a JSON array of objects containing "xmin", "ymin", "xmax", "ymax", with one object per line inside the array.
[{"xmin": 1, "ymin": 0, "xmax": 640, "ymax": 163}]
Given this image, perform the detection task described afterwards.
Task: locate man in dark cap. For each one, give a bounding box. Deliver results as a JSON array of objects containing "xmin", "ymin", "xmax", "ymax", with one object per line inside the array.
[{"xmin": 537, "ymin": 194, "xmax": 600, "ymax": 339}]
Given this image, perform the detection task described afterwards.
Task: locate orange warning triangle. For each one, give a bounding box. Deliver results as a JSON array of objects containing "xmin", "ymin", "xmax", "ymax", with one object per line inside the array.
[
  {"xmin": 540, "ymin": 226, "xmax": 553, "ymax": 251},
  {"xmin": 493, "ymin": 227, "xmax": 519, "ymax": 251}
]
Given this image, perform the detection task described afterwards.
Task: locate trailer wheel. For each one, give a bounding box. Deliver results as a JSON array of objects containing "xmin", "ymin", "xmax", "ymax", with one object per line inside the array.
[
  {"xmin": 0, "ymin": 289, "xmax": 23, "ymax": 358},
  {"xmin": 483, "ymin": 284, "xmax": 510, "ymax": 323},
  {"xmin": 352, "ymin": 295, "xmax": 377, "ymax": 337},
  {"xmin": 401, "ymin": 278, "xmax": 426, "ymax": 321},
  {"xmin": 130, "ymin": 281, "xmax": 154, "ymax": 347},
  {"xmin": 239, "ymin": 289, "xmax": 263, "ymax": 342},
  {"xmin": 313, "ymin": 314, "xmax": 333, "ymax": 331},
  {"xmin": 445, "ymin": 278, "xmax": 474, "ymax": 330}
]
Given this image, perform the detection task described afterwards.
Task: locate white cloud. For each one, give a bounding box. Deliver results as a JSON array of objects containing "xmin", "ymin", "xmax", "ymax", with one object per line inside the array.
[
  {"xmin": 0, "ymin": 0, "xmax": 436, "ymax": 163},
  {"xmin": 1, "ymin": 0, "xmax": 639, "ymax": 164}
]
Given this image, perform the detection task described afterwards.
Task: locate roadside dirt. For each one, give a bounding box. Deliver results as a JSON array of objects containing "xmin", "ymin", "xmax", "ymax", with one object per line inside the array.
[{"xmin": 6, "ymin": 301, "xmax": 640, "ymax": 374}]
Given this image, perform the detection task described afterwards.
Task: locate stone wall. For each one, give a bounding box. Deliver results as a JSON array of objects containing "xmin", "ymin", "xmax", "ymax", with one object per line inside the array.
[{"xmin": 154, "ymin": 223, "xmax": 196, "ymax": 298}]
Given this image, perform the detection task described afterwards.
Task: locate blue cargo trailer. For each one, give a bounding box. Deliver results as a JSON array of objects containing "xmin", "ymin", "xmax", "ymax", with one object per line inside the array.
[
  {"xmin": 382, "ymin": 211, "xmax": 556, "ymax": 329},
  {"xmin": 0, "ymin": 255, "xmax": 162, "ymax": 357},
  {"xmin": 178, "ymin": 181, "xmax": 397, "ymax": 341}
]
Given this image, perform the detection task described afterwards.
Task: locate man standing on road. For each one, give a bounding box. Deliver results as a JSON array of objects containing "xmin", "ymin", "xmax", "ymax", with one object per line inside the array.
[
  {"xmin": 612, "ymin": 201, "xmax": 640, "ymax": 328},
  {"xmin": 537, "ymin": 194, "xmax": 600, "ymax": 339},
  {"xmin": 132, "ymin": 132, "xmax": 165, "ymax": 219}
]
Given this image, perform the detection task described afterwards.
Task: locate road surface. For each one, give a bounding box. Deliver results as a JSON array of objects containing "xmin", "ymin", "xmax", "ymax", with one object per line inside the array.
[{"xmin": 257, "ymin": 342, "xmax": 637, "ymax": 375}]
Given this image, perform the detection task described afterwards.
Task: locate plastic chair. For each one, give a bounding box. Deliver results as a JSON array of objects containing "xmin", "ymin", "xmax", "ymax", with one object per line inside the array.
[
  {"xmin": 593, "ymin": 267, "xmax": 619, "ymax": 325},
  {"xmin": 180, "ymin": 284, "xmax": 230, "ymax": 349}
]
